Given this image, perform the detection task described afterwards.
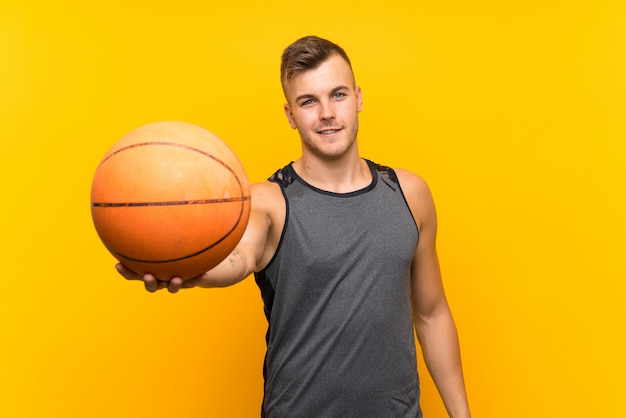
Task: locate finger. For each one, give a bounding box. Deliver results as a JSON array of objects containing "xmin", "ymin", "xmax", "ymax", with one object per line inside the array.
[
  {"xmin": 116, "ymin": 263, "xmax": 141, "ymax": 281},
  {"xmin": 168, "ymin": 277, "xmax": 183, "ymax": 294},
  {"xmin": 181, "ymin": 275, "xmax": 203, "ymax": 289},
  {"xmin": 181, "ymin": 278, "xmax": 198, "ymax": 288},
  {"xmin": 143, "ymin": 274, "xmax": 159, "ymax": 293}
]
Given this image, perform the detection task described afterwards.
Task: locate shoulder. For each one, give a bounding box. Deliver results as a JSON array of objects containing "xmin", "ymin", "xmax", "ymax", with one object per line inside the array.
[
  {"xmin": 249, "ymin": 164, "xmax": 291, "ymax": 220},
  {"xmin": 251, "ymin": 180, "xmax": 286, "ymax": 232},
  {"xmin": 251, "ymin": 179, "xmax": 283, "ymax": 197},
  {"xmin": 369, "ymin": 161, "xmax": 428, "ymax": 195},
  {"xmin": 267, "ymin": 164, "xmax": 297, "ymax": 188},
  {"xmin": 394, "ymin": 168, "xmax": 437, "ymax": 231},
  {"xmin": 394, "ymin": 169, "xmax": 431, "ymax": 198},
  {"xmin": 250, "ymin": 181, "xmax": 284, "ymax": 212},
  {"xmin": 248, "ymin": 180, "xmax": 286, "ymax": 271}
]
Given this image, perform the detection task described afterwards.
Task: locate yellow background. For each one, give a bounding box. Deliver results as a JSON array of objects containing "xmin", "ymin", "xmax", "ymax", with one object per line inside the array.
[{"xmin": 1, "ymin": 1, "xmax": 624, "ymax": 417}]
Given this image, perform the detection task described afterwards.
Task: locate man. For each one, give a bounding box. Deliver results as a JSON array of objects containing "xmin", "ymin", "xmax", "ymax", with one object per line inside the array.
[{"xmin": 118, "ymin": 36, "xmax": 471, "ymax": 417}]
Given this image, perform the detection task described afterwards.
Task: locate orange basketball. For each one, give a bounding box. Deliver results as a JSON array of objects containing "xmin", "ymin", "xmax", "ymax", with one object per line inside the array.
[{"xmin": 91, "ymin": 121, "xmax": 251, "ymax": 281}]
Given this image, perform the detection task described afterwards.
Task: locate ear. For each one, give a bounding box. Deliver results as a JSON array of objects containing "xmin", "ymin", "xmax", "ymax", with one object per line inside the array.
[
  {"xmin": 284, "ymin": 103, "xmax": 297, "ymax": 129},
  {"xmin": 356, "ymin": 86, "xmax": 363, "ymax": 112}
]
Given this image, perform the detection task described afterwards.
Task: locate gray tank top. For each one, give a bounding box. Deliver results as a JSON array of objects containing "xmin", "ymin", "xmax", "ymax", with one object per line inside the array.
[{"xmin": 254, "ymin": 160, "xmax": 422, "ymax": 417}]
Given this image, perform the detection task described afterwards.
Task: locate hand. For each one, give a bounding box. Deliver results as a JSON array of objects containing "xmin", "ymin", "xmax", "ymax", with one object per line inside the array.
[{"xmin": 115, "ymin": 263, "xmax": 205, "ymax": 293}]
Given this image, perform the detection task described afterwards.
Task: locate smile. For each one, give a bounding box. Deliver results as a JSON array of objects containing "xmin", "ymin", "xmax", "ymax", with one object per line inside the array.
[{"xmin": 317, "ymin": 128, "xmax": 342, "ymax": 135}]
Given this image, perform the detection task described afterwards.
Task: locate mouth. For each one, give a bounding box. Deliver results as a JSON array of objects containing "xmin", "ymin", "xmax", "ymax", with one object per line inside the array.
[{"xmin": 317, "ymin": 128, "xmax": 342, "ymax": 135}]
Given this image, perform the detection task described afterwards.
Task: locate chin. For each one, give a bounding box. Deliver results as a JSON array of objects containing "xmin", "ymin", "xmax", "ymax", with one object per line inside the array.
[
  {"xmin": 300, "ymin": 131, "xmax": 358, "ymax": 160},
  {"xmin": 310, "ymin": 145, "xmax": 353, "ymax": 161}
]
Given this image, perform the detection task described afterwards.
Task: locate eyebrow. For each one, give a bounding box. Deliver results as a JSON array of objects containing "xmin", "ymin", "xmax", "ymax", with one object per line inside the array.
[{"xmin": 295, "ymin": 85, "xmax": 350, "ymax": 103}]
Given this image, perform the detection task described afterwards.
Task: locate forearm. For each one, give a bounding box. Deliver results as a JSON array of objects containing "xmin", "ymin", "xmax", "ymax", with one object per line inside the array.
[
  {"xmin": 196, "ymin": 248, "xmax": 254, "ymax": 288},
  {"xmin": 415, "ymin": 310, "xmax": 470, "ymax": 418}
]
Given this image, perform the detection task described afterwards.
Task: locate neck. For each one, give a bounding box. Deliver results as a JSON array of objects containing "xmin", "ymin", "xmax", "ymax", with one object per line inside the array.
[{"xmin": 292, "ymin": 153, "xmax": 371, "ymax": 194}]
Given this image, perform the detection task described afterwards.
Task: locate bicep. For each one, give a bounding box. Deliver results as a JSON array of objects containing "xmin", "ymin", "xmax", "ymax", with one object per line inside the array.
[
  {"xmin": 235, "ymin": 181, "xmax": 284, "ymax": 274},
  {"xmin": 235, "ymin": 206, "xmax": 271, "ymax": 274},
  {"xmin": 411, "ymin": 227, "xmax": 448, "ymax": 322},
  {"xmin": 397, "ymin": 170, "xmax": 449, "ymax": 320}
]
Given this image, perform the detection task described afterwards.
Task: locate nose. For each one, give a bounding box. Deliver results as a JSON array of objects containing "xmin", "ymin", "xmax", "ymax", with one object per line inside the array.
[{"xmin": 319, "ymin": 100, "xmax": 335, "ymax": 121}]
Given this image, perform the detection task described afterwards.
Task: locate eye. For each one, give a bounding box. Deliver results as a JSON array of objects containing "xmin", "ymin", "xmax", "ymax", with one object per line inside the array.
[
  {"xmin": 300, "ymin": 99, "xmax": 314, "ymax": 107},
  {"xmin": 332, "ymin": 92, "xmax": 347, "ymax": 100}
]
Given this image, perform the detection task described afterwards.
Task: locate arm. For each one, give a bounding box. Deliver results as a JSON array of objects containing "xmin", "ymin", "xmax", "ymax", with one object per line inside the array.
[
  {"xmin": 117, "ymin": 181, "xmax": 282, "ymax": 293},
  {"xmin": 397, "ymin": 169, "xmax": 471, "ymax": 418}
]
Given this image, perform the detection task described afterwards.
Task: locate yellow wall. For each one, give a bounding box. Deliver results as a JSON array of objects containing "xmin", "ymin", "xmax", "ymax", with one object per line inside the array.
[{"xmin": 1, "ymin": 1, "xmax": 624, "ymax": 417}]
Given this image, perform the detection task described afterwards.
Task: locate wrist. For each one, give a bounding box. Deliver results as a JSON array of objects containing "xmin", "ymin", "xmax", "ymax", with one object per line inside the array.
[{"xmin": 450, "ymin": 410, "xmax": 471, "ymax": 418}]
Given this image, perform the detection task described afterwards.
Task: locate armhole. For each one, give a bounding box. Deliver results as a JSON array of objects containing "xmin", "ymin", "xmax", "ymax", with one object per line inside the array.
[
  {"xmin": 256, "ymin": 179, "xmax": 289, "ymax": 274},
  {"xmin": 389, "ymin": 168, "xmax": 421, "ymax": 244}
]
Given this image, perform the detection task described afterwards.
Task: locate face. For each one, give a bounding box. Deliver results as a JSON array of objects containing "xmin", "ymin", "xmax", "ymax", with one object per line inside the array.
[{"xmin": 283, "ymin": 54, "xmax": 363, "ymax": 161}]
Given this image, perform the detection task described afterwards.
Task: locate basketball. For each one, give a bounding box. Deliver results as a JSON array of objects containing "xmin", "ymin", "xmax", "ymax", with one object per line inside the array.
[{"xmin": 90, "ymin": 121, "xmax": 251, "ymax": 281}]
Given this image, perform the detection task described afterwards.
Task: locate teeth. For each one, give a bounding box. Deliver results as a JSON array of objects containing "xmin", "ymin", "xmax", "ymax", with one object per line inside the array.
[{"xmin": 320, "ymin": 130, "xmax": 337, "ymax": 134}]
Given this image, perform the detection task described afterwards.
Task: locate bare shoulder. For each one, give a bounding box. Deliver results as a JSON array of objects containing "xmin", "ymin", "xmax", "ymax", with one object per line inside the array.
[
  {"xmin": 394, "ymin": 168, "xmax": 437, "ymax": 231},
  {"xmin": 250, "ymin": 181, "xmax": 284, "ymax": 211},
  {"xmin": 394, "ymin": 168, "xmax": 430, "ymax": 196}
]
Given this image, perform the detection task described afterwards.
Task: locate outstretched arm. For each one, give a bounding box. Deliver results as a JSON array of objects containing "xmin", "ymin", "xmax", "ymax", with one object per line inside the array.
[
  {"xmin": 117, "ymin": 181, "xmax": 282, "ymax": 293},
  {"xmin": 397, "ymin": 169, "xmax": 471, "ymax": 418}
]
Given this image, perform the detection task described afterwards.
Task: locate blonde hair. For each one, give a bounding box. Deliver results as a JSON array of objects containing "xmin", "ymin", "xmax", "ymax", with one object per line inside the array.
[{"xmin": 280, "ymin": 36, "xmax": 353, "ymax": 92}]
